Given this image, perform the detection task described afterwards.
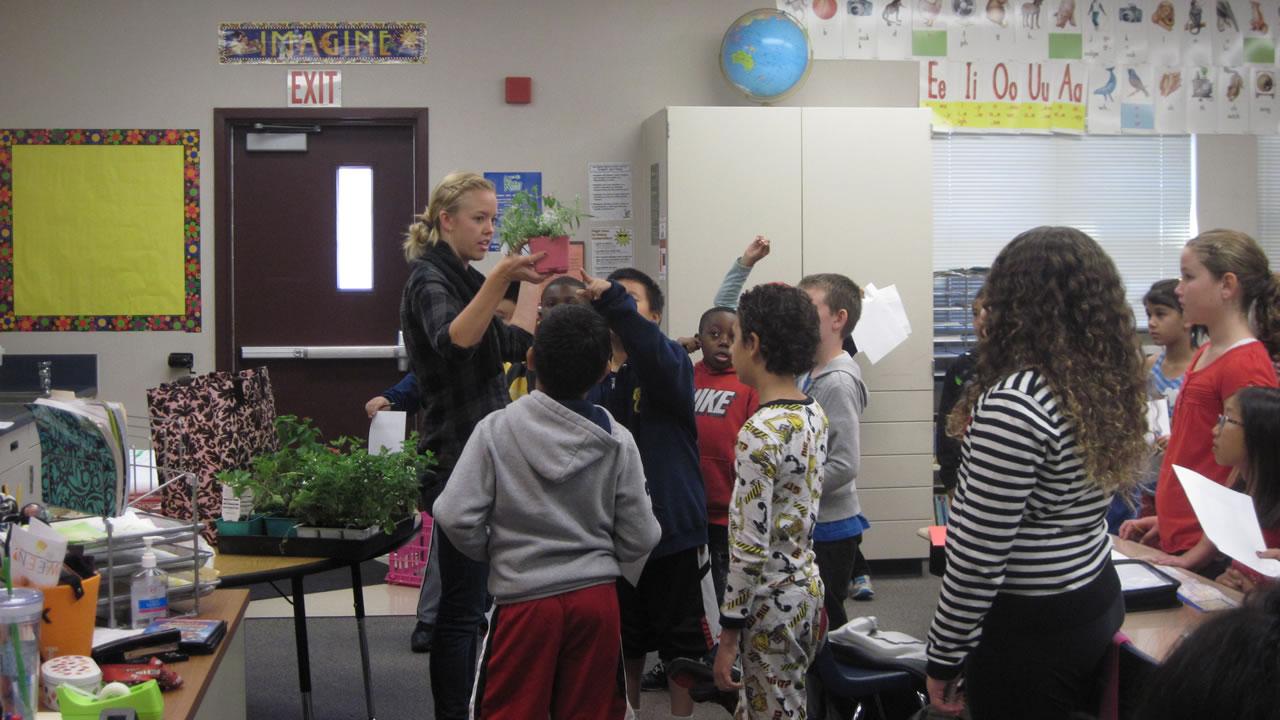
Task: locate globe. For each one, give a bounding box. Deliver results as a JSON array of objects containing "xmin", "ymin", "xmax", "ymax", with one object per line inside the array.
[{"xmin": 720, "ymin": 9, "xmax": 813, "ymax": 104}]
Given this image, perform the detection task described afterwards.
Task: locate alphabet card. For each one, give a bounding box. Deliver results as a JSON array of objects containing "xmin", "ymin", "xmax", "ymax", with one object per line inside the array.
[
  {"xmin": 1218, "ymin": 65, "xmax": 1252, "ymax": 130},
  {"xmin": 1148, "ymin": 0, "xmax": 1185, "ymax": 64},
  {"xmin": 1084, "ymin": 0, "xmax": 1120, "ymax": 63},
  {"xmin": 1187, "ymin": 66, "xmax": 1221, "ymax": 131},
  {"xmin": 1252, "ymin": 67, "xmax": 1279, "ymax": 131},
  {"xmin": 1120, "ymin": 64, "xmax": 1158, "ymax": 130},
  {"xmin": 1155, "ymin": 66, "xmax": 1191, "ymax": 130},
  {"xmin": 805, "ymin": 0, "xmax": 846, "ymax": 58},
  {"xmin": 1183, "ymin": 0, "xmax": 1214, "ymax": 65},
  {"xmin": 1017, "ymin": 0, "xmax": 1053, "ymax": 60},
  {"xmin": 1051, "ymin": 60, "xmax": 1090, "ymax": 131},
  {"xmin": 844, "ymin": 0, "xmax": 880, "ymax": 59},
  {"xmin": 951, "ymin": 0, "xmax": 986, "ymax": 59},
  {"xmin": 1242, "ymin": 0, "xmax": 1277, "ymax": 65},
  {"xmin": 912, "ymin": 0, "xmax": 952, "ymax": 58},
  {"xmin": 878, "ymin": 0, "xmax": 916, "ymax": 58},
  {"xmin": 1214, "ymin": 0, "xmax": 1248, "ymax": 66},
  {"xmin": 1116, "ymin": 0, "xmax": 1152, "ymax": 61},
  {"xmin": 1088, "ymin": 63, "xmax": 1125, "ymax": 130}
]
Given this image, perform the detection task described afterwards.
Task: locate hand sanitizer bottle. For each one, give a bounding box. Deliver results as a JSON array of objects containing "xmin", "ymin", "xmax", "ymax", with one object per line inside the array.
[{"xmin": 131, "ymin": 536, "xmax": 169, "ymax": 629}]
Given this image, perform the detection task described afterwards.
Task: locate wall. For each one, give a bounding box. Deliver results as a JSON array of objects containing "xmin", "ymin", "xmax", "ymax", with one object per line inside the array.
[{"xmin": 0, "ymin": 1, "xmax": 1258, "ymax": 416}]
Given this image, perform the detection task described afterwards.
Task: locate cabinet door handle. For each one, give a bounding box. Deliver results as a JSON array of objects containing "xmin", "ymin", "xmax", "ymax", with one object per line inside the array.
[{"xmin": 7, "ymin": 441, "xmax": 16, "ymax": 452}]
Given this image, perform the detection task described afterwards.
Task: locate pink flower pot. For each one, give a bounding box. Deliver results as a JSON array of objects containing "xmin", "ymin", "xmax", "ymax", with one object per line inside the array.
[{"xmin": 528, "ymin": 235, "xmax": 570, "ymax": 274}]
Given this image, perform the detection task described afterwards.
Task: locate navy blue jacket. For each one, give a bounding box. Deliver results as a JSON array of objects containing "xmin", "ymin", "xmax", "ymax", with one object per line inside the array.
[{"xmin": 587, "ymin": 281, "xmax": 707, "ymax": 558}]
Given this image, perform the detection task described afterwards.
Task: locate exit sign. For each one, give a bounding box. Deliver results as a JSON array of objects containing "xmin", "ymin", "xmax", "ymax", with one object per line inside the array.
[{"xmin": 287, "ymin": 70, "xmax": 342, "ymax": 107}]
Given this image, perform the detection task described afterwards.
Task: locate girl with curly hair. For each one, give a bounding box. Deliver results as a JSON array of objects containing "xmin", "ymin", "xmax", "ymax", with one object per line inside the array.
[
  {"xmin": 1120, "ymin": 229, "xmax": 1280, "ymax": 575},
  {"xmin": 714, "ymin": 283, "xmax": 827, "ymax": 719},
  {"xmin": 926, "ymin": 227, "xmax": 1148, "ymax": 720}
]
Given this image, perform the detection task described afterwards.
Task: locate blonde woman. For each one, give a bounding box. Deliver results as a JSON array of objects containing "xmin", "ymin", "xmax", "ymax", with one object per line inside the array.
[{"xmin": 400, "ymin": 171, "xmax": 545, "ymax": 720}]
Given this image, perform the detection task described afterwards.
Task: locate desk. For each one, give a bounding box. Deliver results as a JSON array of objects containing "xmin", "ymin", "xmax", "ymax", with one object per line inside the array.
[
  {"xmin": 1112, "ymin": 536, "xmax": 1243, "ymax": 663},
  {"xmin": 213, "ymin": 518, "xmax": 419, "ymax": 720},
  {"xmin": 35, "ymin": 588, "xmax": 250, "ymax": 720}
]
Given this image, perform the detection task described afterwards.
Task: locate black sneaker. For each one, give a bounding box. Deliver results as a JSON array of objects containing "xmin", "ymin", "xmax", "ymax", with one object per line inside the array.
[
  {"xmin": 640, "ymin": 660, "xmax": 667, "ymax": 691},
  {"xmin": 410, "ymin": 621, "xmax": 433, "ymax": 653},
  {"xmin": 667, "ymin": 657, "xmax": 738, "ymax": 715}
]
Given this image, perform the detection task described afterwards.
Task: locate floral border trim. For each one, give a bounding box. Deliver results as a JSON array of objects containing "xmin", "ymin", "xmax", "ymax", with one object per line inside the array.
[{"xmin": 0, "ymin": 128, "xmax": 201, "ymax": 332}]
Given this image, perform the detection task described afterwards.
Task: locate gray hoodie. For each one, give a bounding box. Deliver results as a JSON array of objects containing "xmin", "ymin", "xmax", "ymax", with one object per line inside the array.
[
  {"xmin": 434, "ymin": 391, "xmax": 662, "ymax": 604},
  {"xmin": 808, "ymin": 351, "xmax": 868, "ymax": 523}
]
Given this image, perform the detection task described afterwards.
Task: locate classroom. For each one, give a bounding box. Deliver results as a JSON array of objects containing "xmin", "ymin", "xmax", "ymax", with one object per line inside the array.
[{"xmin": 2, "ymin": 1, "xmax": 1278, "ymax": 719}]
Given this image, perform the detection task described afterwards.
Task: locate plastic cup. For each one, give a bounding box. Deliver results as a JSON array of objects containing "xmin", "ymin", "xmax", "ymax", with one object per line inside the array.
[{"xmin": 0, "ymin": 588, "xmax": 43, "ymax": 719}]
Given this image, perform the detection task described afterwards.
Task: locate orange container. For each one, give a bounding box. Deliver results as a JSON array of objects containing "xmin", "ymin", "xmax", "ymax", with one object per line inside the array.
[{"xmin": 39, "ymin": 574, "xmax": 100, "ymax": 661}]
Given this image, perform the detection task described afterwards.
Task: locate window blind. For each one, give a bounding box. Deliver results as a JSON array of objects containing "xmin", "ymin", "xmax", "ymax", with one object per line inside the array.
[
  {"xmin": 1260, "ymin": 137, "xmax": 1280, "ymax": 254},
  {"xmin": 932, "ymin": 134, "xmax": 1194, "ymax": 324}
]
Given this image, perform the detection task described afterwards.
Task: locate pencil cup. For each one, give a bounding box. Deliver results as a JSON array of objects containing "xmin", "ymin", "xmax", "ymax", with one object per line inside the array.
[{"xmin": 0, "ymin": 588, "xmax": 43, "ymax": 720}]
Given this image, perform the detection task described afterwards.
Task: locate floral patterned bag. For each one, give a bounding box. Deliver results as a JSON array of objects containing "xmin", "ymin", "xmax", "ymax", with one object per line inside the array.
[{"xmin": 146, "ymin": 368, "xmax": 279, "ymax": 541}]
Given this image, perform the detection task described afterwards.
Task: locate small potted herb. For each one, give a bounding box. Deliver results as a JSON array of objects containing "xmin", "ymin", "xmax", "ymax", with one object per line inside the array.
[{"xmin": 496, "ymin": 186, "xmax": 590, "ymax": 274}]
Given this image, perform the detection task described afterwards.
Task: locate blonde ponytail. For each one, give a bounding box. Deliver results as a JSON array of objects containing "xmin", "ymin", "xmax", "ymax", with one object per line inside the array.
[
  {"xmin": 1187, "ymin": 229, "xmax": 1280, "ymax": 359},
  {"xmin": 403, "ymin": 171, "xmax": 496, "ymax": 261}
]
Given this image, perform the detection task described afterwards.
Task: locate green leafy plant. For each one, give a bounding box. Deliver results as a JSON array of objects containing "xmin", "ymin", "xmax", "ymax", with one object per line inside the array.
[
  {"xmin": 216, "ymin": 415, "xmax": 433, "ymax": 534},
  {"xmin": 496, "ymin": 186, "xmax": 590, "ymax": 253}
]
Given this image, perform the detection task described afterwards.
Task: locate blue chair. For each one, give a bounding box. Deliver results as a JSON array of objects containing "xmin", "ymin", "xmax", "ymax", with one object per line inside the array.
[{"xmin": 811, "ymin": 645, "xmax": 926, "ymax": 720}]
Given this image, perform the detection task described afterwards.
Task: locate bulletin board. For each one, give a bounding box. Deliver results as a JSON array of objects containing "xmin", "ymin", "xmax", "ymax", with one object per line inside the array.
[{"xmin": 0, "ymin": 128, "xmax": 201, "ymax": 332}]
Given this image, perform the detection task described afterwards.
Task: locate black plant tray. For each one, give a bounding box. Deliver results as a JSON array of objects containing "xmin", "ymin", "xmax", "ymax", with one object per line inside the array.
[{"xmin": 216, "ymin": 515, "xmax": 419, "ymax": 561}]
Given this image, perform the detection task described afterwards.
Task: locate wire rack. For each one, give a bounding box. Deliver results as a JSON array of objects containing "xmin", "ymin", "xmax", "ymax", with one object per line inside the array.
[
  {"xmin": 932, "ymin": 267, "xmax": 989, "ymax": 373},
  {"xmin": 38, "ymin": 410, "xmax": 218, "ymax": 628}
]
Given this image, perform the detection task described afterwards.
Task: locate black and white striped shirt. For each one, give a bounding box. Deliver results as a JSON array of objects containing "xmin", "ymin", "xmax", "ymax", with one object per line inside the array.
[{"xmin": 926, "ymin": 370, "xmax": 1113, "ymax": 677}]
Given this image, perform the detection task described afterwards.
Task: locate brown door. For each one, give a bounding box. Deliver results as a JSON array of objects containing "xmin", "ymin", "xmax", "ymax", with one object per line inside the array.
[{"xmin": 214, "ymin": 109, "xmax": 428, "ymax": 442}]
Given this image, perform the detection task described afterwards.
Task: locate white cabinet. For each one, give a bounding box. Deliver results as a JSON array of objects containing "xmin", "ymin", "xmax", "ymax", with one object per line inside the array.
[
  {"xmin": 639, "ymin": 107, "xmax": 934, "ymax": 560},
  {"xmin": 0, "ymin": 423, "xmax": 41, "ymax": 506}
]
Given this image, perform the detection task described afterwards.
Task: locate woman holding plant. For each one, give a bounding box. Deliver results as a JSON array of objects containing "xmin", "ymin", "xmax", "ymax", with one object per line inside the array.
[{"xmin": 399, "ymin": 171, "xmax": 546, "ymax": 720}]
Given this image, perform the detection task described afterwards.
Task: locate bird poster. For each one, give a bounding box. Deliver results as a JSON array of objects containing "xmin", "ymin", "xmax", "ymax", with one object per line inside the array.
[
  {"xmin": 1214, "ymin": 0, "xmax": 1248, "ymax": 65},
  {"xmin": 1182, "ymin": 0, "xmax": 1216, "ymax": 64},
  {"xmin": 1252, "ymin": 68, "xmax": 1279, "ymax": 131},
  {"xmin": 1155, "ymin": 67, "xmax": 1191, "ymax": 130},
  {"xmin": 877, "ymin": 0, "xmax": 916, "ymax": 59},
  {"xmin": 1218, "ymin": 65, "xmax": 1252, "ymax": 129},
  {"xmin": 1116, "ymin": 0, "xmax": 1152, "ymax": 62},
  {"xmin": 1148, "ymin": 0, "xmax": 1186, "ymax": 64},
  {"xmin": 1084, "ymin": 0, "xmax": 1120, "ymax": 63},
  {"xmin": 1088, "ymin": 64, "xmax": 1125, "ymax": 129},
  {"xmin": 843, "ymin": 0, "xmax": 881, "ymax": 59},
  {"xmin": 1186, "ymin": 66, "xmax": 1221, "ymax": 131},
  {"xmin": 1120, "ymin": 64, "xmax": 1159, "ymax": 129}
]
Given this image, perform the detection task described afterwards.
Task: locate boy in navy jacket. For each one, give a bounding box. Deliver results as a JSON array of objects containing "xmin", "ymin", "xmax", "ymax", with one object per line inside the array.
[{"xmin": 581, "ymin": 268, "xmax": 717, "ymax": 716}]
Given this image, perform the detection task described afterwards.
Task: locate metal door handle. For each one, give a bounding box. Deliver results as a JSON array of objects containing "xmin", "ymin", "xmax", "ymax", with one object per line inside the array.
[{"xmin": 240, "ymin": 345, "xmax": 407, "ymax": 360}]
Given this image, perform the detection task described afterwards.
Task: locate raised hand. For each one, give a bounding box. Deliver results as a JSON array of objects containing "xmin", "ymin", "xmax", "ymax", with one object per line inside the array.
[{"xmin": 742, "ymin": 235, "xmax": 771, "ymax": 267}]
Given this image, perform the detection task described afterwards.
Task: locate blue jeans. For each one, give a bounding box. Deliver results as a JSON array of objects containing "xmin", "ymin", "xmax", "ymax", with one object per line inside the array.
[{"xmin": 429, "ymin": 526, "xmax": 489, "ymax": 719}]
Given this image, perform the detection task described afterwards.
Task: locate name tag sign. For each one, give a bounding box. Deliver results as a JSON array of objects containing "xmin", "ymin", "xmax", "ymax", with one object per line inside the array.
[{"xmin": 287, "ymin": 70, "xmax": 342, "ymax": 107}]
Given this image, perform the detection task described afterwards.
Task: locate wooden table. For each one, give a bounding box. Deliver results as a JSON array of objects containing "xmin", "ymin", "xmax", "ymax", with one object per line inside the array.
[
  {"xmin": 1112, "ymin": 535, "xmax": 1243, "ymax": 663},
  {"xmin": 210, "ymin": 518, "xmax": 420, "ymax": 720},
  {"xmin": 36, "ymin": 588, "xmax": 250, "ymax": 720}
]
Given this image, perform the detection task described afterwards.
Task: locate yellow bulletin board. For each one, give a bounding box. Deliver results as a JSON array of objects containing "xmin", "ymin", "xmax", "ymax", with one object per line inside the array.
[{"xmin": 0, "ymin": 129, "xmax": 201, "ymax": 332}]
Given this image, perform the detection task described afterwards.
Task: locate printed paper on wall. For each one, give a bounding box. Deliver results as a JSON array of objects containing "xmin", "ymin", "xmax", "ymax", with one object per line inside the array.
[
  {"xmin": 1187, "ymin": 66, "xmax": 1222, "ymax": 130},
  {"xmin": 1155, "ymin": 66, "xmax": 1191, "ymax": 130},
  {"xmin": 1251, "ymin": 67, "xmax": 1279, "ymax": 131}
]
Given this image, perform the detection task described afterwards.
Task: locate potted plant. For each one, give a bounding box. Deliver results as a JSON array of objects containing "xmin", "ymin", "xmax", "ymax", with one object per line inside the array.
[
  {"xmin": 496, "ymin": 186, "xmax": 590, "ymax": 274},
  {"xmin": 216, "ymin": 415, "xmax": 433, "ymax": 543}
]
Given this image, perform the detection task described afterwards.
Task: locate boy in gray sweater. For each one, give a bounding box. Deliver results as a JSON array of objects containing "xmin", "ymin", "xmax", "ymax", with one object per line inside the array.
[
  {"xmin": 435, "ymin": 303, "xmax": 662, "ymax": 719},
  {"xmin": 799, "ymin": 273, "xmax": 873, "ymax": 629}
]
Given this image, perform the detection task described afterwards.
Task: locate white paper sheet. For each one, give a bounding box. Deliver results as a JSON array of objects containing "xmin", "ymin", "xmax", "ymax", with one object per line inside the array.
[
  {"xmin": 852, "ymin": 283, "xmax": 912, "ymax": 364},
  {"xmin": 0, "ymin": 421, "xmax": 12, "ymax": 430},
  {"xmin": 1147, "ymin": 397, "xmax": 1171, "ymax": 440},
  {"xmin": 10, "ymin": 518, "xmax": 69, "ymax": 588},
  {"xmin": 1174, "ymin": 464, "xmax": 1280, "ymax": 577},
  {"xmin": 369, "ymin": 410, "xmax": 407, "ymax": 454}
]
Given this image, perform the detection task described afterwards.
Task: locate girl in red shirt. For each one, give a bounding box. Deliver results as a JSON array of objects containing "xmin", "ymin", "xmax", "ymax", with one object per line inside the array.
[{"xmin": 1120, "ymin": 230, "xmax": 1280, "ymax": 575}]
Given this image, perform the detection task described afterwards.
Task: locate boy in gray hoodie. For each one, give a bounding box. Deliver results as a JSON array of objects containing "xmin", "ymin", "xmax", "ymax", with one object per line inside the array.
[
  {"xmin": 799, "ymin": 273, "xmax": 872, "ymax": 630},
  {"xmin": 434, "ymin": 303, "xmax": 661, "ymax": 719}
]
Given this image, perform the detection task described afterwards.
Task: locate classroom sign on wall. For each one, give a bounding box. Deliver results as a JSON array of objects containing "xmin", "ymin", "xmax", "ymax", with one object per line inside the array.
[
  {"xmin": 0, "ymin": 129, "xmax": 201, "ymax": 332},
  {"xmin": 219, "ymin": 22, "xmax": 427, "ymax": 64},
  {"xmin": 780, "ymin": 0, "xmax": 1280, "ymax": 134}
]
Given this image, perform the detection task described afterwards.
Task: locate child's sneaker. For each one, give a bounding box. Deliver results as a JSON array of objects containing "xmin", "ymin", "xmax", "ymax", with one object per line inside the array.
[
  {"xmin": 849, "ymin": 575, "xmax": 875, "ymax": 601},
  {"xmin": 640, "ymin": 660, "xmax": 667, "ymax": 691}
]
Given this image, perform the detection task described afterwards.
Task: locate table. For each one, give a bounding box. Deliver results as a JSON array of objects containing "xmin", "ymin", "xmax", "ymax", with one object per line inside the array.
[
  {"xmin": 1111, "ymin": 535, "xmax": 1243, "ymax": 663},
  {"xmin": 213, "ymin": 518, "xmax": 420, "ymax": 720},
  {"xmin": 35, "ymin": 588, "xmax": 250, "ymax": 720}
]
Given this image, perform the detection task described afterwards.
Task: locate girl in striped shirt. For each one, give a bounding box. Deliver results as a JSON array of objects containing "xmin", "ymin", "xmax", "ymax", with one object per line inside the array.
[{"xmin": 926, "ymin": 227, "xmax": 1148, "ymax": 719}]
